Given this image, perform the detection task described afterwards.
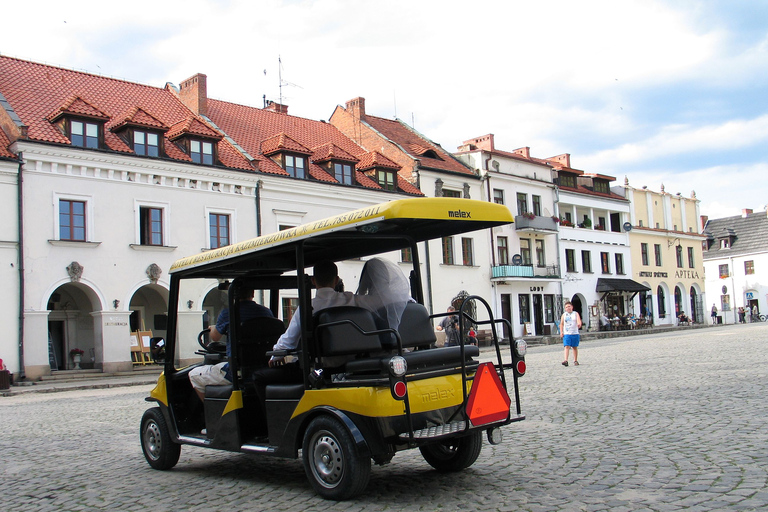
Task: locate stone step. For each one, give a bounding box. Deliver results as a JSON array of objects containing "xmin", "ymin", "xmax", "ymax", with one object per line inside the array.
[{"xmin": 41, "ymin": 367, "xmax": 162, "ymax": 382}]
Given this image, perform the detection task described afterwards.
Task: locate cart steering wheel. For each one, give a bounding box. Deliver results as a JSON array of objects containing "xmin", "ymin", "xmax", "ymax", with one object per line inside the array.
[{"xmin": 198, "ymin": 328, "xmax": 227, "ymax": 354}]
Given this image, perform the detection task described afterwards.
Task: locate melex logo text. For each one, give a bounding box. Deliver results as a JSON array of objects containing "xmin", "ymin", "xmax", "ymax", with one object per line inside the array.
[
  {"xmin": 448, "ymin": 210, "xmax": 471, "ymax": 218},
  {"xmin": 421, "ymin": 387, "xmax": 456, "ymax": 403}
]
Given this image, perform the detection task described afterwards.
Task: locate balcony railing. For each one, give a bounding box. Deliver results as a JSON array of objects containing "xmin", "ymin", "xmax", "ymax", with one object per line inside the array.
[
  {"xmin": 492, "ymin": 264, "xmax": 561, "ymax": 279},
  {"xmin": 514, "ymin": 215, "xmax": 559, "ymax": 233}
]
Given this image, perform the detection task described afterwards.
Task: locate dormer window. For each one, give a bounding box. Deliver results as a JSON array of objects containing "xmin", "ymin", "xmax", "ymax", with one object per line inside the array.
[
  {"xmin": 70, "ymin": 120, "xmax": 100, "ymax": 149},
  {"xmin": 133, "ymin": 130, "xmax": 160, "ymax": 157},
  {"xmin": 191, "ymin": 140, "xmax": 214, "ymax": 165},
  {"xmin": 558, "ymin": 174, "xmax": 576, "ymax": 188},
  {"xmin": 377, "ymin": 170, "xmax": 396, "ymax": 191},
  {"xmin": 593, "ymin": 179, "xmax": 610, "ymax": 194},
  {"xmin": 285, "ymin": 154, "xmax": 306, "ymax": 179},
  {"xmin": 334, "ymin": 163, "xmax": 354, "ymax": 185}
]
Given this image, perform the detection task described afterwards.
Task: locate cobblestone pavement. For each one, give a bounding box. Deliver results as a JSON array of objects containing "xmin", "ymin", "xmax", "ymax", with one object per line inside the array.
[{"xmin": 2, "ymin": 324, "xmax": 766, "ymax": 511}]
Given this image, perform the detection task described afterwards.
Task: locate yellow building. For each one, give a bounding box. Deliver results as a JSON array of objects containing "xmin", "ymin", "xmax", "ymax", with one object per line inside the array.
[{"xmin": 616, "ymin": 181, "xmax": 707, "ymax": 325}]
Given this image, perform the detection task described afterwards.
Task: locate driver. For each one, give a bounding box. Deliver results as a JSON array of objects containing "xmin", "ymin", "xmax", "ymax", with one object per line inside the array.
[{"xmin": 189, "ymin": 287, "xmax": 273, "ymax": 402}]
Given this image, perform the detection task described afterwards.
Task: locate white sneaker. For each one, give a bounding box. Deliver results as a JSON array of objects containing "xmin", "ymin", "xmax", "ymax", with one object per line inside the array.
[{"xmin": 201, "ymin": 428, "xmax": 207, "ymax": 435}]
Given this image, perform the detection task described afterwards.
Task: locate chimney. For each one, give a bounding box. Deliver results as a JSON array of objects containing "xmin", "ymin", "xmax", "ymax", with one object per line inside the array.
[
  {"xmin": 461, "ymin": 134, "xmax": 495, "ymax": 151},
  {"xmin": 264, "ymin": 101, "xmax": 288, "ymax": 114},
  {"xmin": 346, "ymin": 97, "xmax": 366, "ymax": 119},
  {"xmin": 179, "ymin": 73, "xmax": 208, "ymax": 116},
  {"xmin": 700, "ymin": 215, "xmax": 708, "ymax": 230},
  {"xmin": 741, "ymin": 208, "xmax": 753, "ymax": 218},
  {"xmin": 513, "ymin": 147, "xmax": 531, "ymax": 158},
  {"xmin": 547, "ymin": 153, "xmax": 571, "ymax": 167}
]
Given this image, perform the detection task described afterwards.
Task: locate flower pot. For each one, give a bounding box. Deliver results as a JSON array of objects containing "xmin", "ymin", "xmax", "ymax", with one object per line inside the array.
[{"xmin": 72, "ymin": 354, "xmax": 82, "ymax": 370}]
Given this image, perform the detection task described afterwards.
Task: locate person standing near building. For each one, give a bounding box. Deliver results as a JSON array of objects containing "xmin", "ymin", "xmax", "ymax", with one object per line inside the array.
[
  {"xmin": 752, "ymin": 304, "xmax": 759, "ymax": 323},
  {"xmin": 559, "ymin": 301, "xmax": 582, "ymax": 367},
  {"xmin": 436, "ymin": 306, "xmax": 460, "ymax": 347},
  {"xmin": 711, "ymin": 304, "xmax": 718, "ymax": 325}
]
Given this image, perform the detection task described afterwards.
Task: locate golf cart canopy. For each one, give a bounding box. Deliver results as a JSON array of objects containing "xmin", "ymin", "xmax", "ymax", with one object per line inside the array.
[{"xmin": 169, "ymin": 198, "xmax": 513, "ymax": 279}]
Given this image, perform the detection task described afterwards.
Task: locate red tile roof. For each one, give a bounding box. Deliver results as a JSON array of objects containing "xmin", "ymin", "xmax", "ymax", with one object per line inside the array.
[
  {"xmin": 362, "ymin": 115, "xmax": 474, "ymax": 176},
  {"xmin": 0, "ymin": 56, "xmax": 251, "ymax": 169},
  {"xmin": 0, "ymin": 125, "xmax": 15, "ymax": 159},
  {"xmin": 0, "ymin": 56, "xmax": 422, "ymax": 195},
  {"xmin": 356, "ymin": 151, "xmax": 400, "ymax": 171}
]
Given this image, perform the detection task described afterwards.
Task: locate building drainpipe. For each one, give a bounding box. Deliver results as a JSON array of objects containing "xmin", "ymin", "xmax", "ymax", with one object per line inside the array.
[
  {"xmin": 255, "ymin": 179, "xmax": 265, "ymax": 306},
  {"xmin": 17, "ymin": 152, "xmax": 25, "ymax": 380}
]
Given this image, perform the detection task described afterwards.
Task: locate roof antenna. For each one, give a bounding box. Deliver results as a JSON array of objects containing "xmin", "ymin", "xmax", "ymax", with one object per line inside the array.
[
  {"xmin": 278, "ymin": 55, "xmax": 283, "ymax": 106},
  {"xmin": 393, "ymin": 90, "xmax": 397, "ymax": 119}
]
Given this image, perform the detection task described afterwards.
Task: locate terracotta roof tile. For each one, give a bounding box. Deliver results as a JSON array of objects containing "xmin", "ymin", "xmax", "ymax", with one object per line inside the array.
[
  {"xmin": 356, "ymin": 150, "xmax": 399, "ymax": 171},
  {"xmin": 47, "ymin": 95, "xmax": 109, "ymax": 122},
  {"xmin": 261, "ymin": 132, "xmax": 312, "ymax": 156},
  {"xmin": 362, "ymin": 115, "xmax": 474, "ymax": 176},
  {"xmin": 167, "ymin": 116, "xmax": 222, "ymax": 141},
  {"xmin": 0, "ymin": 126, "xmax": 15, "ymax": 159},
  {"xmin": 311, "ymin": 142, "xmax": 359, "ymax": 164},
  {"xmin": 108, "ymin": 106, "xmax": 168, "ymax": 131}
]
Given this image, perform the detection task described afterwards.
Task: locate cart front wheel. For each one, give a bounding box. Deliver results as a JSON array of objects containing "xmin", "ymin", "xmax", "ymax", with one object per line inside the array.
[{"xmin": 141, "ymin": 407, "xmax": 181, "ymax": 470}]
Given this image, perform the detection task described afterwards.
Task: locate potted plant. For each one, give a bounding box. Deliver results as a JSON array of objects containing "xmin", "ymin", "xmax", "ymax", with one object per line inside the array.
[
  {"xmin": 552, "ymin": 216, "xmax": 561, "ymax": 224},
  {"xmin": 522, "ymin": 212, "xmax": 536, "ymax": 220},
  {"xmin": 70, "ymin": 348, "xmax": 84, "ymax": 370},
  {"xmin": 582, "ymin": 217, "xmax": 592, "ymax": 228},
  {"xmin": 560, "ymin": 218, "xmax": 573, "ymax": 227}
]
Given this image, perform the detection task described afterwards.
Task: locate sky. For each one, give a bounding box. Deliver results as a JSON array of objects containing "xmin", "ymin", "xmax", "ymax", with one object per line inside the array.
[{"xmin": 1, "ymin": 0, "xmax": 767, "ymax": 219}]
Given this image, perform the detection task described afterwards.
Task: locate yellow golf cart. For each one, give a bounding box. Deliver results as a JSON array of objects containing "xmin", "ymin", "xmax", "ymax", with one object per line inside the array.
[{"xmin": 140, "ymin": 197, "xmax": 526, "ymax": 500}]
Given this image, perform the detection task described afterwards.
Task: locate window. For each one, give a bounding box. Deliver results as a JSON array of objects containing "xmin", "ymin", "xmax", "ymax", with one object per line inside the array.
[
  {"xmin": 564, "ymin": 212, "xmax": 573, "ymax": 224},
  {"xmin": 745, "ymin": 260, "xmax": 754, "ymax": 275},
  {"xmin": 641, "ymin": 243, "xmax": 649, "ymax": 266},
  {"xmin": 597, "ymin": 217, "xmax": 606, "ymax": 230},
  {"xmin": 209, "ymin": 213, "xmax": 230, "ymax": 249},
  {"xmin": 493, "ymin": 189, "xmax": 505, "ymax": 205},
  {"xmin": 532, "ymin": 195, "xmax": 541, "ymax": 216},
  {"xmin": 377, "ymin": 170, "xmax": 396, "ymax": 191},
  {"xmin": 443, "ymin": 189, "xmax": 461, "ymax": 198},
  {"xmin": 191, "ymin": 140, "xmax": 214, "ymax": 165},
  {"xmin": 497, "ymin": 236, "xmax": 509, "ymax": 265},
  {"xmin": 720, "ymin": 239, "xmax": 730, "ymax": 249},
  {"xmin": 133, "ymin": 130, "xmax": 159, "ymax": 157},
  {"xmin": 535, "ymin": 239, "xmax": 545, "ymax": 267},
  {"xmin": 461, "ymin": 238, "xmax": 474, "ymax": 266},
  {"xmin": 654, "ymin": 244, "xmax": 662, "ymax": 266},
  {"xmin": 593, "ymin": 180, "xmax": 609, "ymax": 194},
  {"xmin": 520, "ymin": 239, "xmax": 531, "ymax": 265},
  {"xmin": 516, "ymin": 193, "xmax": 528, "ymax": 215},
  {"xmin": 140, "ymin": 207, "xmax": 163, "ymax": 245},
  {"xmin": 688, "ymin": 247, "xmax": 695, "ymax": 268},
  {"xmin": 334, "ymin": 163, "xmax": 354, "ymax": 185},
  {"xmin": 558, "ymin": 174, "xmax": 576, "ymax": 188},
  {"xmin": 718, "ymin": 264, "xmax": 729, "ymax": 279},
  {"xmin": 518, "ymin": 294, "xmax": 530, "ymax": 324},
  {"xmin": 600, "ymin": 252, "xmax": 610, "ymax": 274},
  {"xmin": 401, "ymin": 247, "xmax": 413, "ymax": 263},
  {"xmin": 657, "ymin": 286, "xmax": 666, "ymax": 318},
  {"xmin": 544, "ymin": 295, "xmax": 555, "ymax": 323},
  {"xmin": 281, "ymin": 297, "xmax": 299, "ymax": 328},
  {"xmin": 615, "ymin": 253, "xmax": 625, "ymax": 275},
  {"xmin": 565, "ymin": 249, "xmax": 576, "ymax": 273},
  {"xmin": 69, "ymin": 120, "xmax": 99, "ymax": 149},
  {"xmin": 442, "ymin": 237, "xmax": 454, "ymax": 265},
  {"xmin": 59, "ymin": 200, "xmax": 86, "ymax": 241},
  {"xmin": 676, "ymin": 245, "xmax": 684, "ymax": 268},
  {"xmin": 285, "ymin": 154, "xmax": 306, "ymax": 178},
  {"xmin": 581, "ymin": 250, "xmax": 592, "ymax": 273}
]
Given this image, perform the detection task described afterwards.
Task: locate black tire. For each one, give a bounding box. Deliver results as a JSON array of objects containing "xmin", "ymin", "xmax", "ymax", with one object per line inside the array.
[
  {"xmin": 302, "ymin": 415, "xmax": 371, "ymax": 500},
  {"xmin": 141, "ymin": 407, "xmax": 181, "ymax": 470},
  {"xmin": 419, "ymin": 432, "xmax": 483, "ymax": 472}
]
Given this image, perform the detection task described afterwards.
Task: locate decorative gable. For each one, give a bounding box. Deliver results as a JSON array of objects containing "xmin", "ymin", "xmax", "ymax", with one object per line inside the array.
[
  {"xmin": 167, "ymin": 116, "xmax": 221, "ymax": 142},
  {"xmin": 46, "ymin": 95, "xmax": 109, "ymax": 123},
  {"xmin": 109, "ymin": 106, "xmax": 168, "ymax": 132},
  {"xmin": 311, "ymin": 142, "xmax": 359, "ymax": 164},
  {"xmin": 261, "ymin": 132, "xmax": 312, "ymax": 157}
]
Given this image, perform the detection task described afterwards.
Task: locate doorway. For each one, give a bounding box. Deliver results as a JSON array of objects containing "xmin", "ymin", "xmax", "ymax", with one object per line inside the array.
[
  {"xmin": 532, "ymin": 294, "xmax": 543, "ymax": 335},
  {"xmin": 500, "ymin": 294, "xmax": 511, "ymax": 340},
  {"xmin": 48, "ymin": 320, "xmax": 65, "ymax": 371}
]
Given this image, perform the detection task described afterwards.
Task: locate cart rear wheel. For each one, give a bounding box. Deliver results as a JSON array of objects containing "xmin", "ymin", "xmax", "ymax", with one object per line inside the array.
[
  {"xmin": 302, "ymin": 415, "xmax": 370, "ymax": 500},
  {"xmin": 141, "ymin": 407, "xmax": 181, "ymax": 470},
  {"xmin": 419, "ymin": 432, "xmax": 483, "ymax": 472}
]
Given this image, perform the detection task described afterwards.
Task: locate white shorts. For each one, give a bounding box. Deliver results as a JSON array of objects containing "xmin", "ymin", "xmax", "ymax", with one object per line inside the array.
[{"xmin": 188, "ymin": 362, "xmax": 229, "ymax": 392}]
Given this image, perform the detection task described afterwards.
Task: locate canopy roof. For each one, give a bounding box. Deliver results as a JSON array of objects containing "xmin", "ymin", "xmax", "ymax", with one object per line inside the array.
[
  {"xmin": 170, "ymin": 198, "xmax": 513, "ymax": 278},
  {"xmin": 595, "ymin": 278, "xmax": 651, "ymax": 293}
]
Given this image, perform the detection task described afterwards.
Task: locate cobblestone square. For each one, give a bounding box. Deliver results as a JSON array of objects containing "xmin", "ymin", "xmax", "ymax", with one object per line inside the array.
[{"xmin": 1, "ymin": 323, "xmax": 766, "ymax": 511}]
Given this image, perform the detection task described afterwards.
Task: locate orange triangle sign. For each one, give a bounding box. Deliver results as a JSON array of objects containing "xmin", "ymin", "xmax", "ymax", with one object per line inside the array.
[{"xmin": 466, "ymin": 362, "xmax": 511, "ymax": 426}]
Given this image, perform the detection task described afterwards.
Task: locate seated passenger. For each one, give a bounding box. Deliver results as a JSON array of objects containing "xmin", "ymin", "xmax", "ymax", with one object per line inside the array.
[
  {"xmin": 188, "ymin": 288, "xmax": 273, "ymax": 402},
  {"xmin": 355, "ymin": 257, "xmax": 415, "ymax": 332}
]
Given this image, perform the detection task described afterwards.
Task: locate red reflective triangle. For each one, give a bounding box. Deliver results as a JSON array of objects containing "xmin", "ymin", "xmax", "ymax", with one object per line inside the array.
[{"xmin": 466, "ymin": 362, "xmax": 511, "ymax": 426}]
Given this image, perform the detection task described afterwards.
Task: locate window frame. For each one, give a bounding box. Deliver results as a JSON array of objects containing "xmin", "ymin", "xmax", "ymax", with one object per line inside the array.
[
  {"xmin": 493, "ymin": 189, "xmax": 505, "ymax": 205},
  {"xmin": 565, "ymin": 249, "xmax": 577, "ymax": 273},
  {"xmin": 284, "ymin": 154, "xmax": 306, "ymax": 179},
  {"xmin": 641, "ymin": 243, "xmax": 649, "ymax": 266},
  {"xmin": 600, "ymin": 251, "xmax": 611, "ymax": 274},
  {"xmin": 532, "ymin": 195, "xmax": 542, "ymax": 216},
  {"xmin": 59, "ymin": 199, "xmax": 87, "ymax": 242},
  {"xmin": 68, "ymin": 119, "xmax": 101, "ymax": 149},
  {"xmin": 377, "ymin": 169, "xmax": 396, "ymax": 191},
  {"xmin": 54, "ymin": 193, "xmax": 94, "ymax": 242},
  {"xmin": 520, "ymin": 238, "xmax": 532, "ymax": 265},
  {"xmin": 745, "ymin": 260, "xmax": 754, "ymax": 275},
  {"xmin": 615, "ymin": 253, "xmax": 625, "ymax": 275},
  {"xmin": 497, "ymin": 236, "xmax": 509, "ymax": 265},
  {"xmin": 676, "ymin": 245, "xmax": 684, "ymax": 268},
  {"xmin": 516, "ymin": 193, "xmax": 528, "ymax": 215},
  {"xmin": 581, "ymin": 250, "xmax": 592, "ymax": 273},
  {"xmin": 442, "ymin": 236, "xmax": 454, "ymax": 265},
  {"xmin": 333, "ymin": 162, "xmax": 355, "ymax": 185},
  {"xmin": 718, "ymin": 264, "xmax": 729, "ymax": 279},
  {"xmin": 688, "ymin": 247, "xmax": 695, "ymax": 268},
  {"xmin": 461, "ymin": 237, "xmax": 474, "ymax": 266},
  {"xmin": 518, "ymin": 294, "xmax": 531, "ymax": 324},
  {"xmin": 535, "ymin": 239, "xmax": 545, "ymax": 267},
  {"xmin": 132, "ymin": 129, "xmax": 161, "ymax": 157},
  {"xmin": 205, "ymin": 207, "xmax": 236, "ymax": 250},
  {"xmin": 654, "ymin": 244, "xmax": 662, "ymax": 266},
  {"xmin": 401, "ymin": 247, "xmax": 413, "ymax": 263},
  {"xmin": 190, "ymin": 139, "xmax": 215, "ymax": 165}
]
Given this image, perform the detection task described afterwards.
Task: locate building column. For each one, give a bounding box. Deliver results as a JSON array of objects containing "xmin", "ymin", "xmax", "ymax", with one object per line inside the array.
[{"xmin": 92, "ymin": 310, "xmax": 133, "ymax": 373}]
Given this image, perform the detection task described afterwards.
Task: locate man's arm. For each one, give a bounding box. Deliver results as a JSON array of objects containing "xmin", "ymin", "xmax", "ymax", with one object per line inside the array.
[{"xmin": 559, "ymin": 314, "xmax": 565, "ymax": 337}]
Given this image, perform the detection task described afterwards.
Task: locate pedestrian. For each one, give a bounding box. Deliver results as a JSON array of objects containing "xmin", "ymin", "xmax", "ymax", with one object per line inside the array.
[
  {"xmin": 752, "ymin": 304, "xmax": 759, "ymax": 323},
  {"xmin": 467, "ymin": 328, "xmax": 478, "ymax": 346},
  {"xmin": 436, "ymin": 306, "xmax": 460, "ymax": 347},
  {"xmin": 559, "ymin": 301, "xmax": 582, "ymax": 366},
  {"xmin": 711, "ymin": 304, "xmax": 718, "ymax": 325},
  {"xmin": 738, "ymin": 306, "xmax": 745, "ymax": 324}
]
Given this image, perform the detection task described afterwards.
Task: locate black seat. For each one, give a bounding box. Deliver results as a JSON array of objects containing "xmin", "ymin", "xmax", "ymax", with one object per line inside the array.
[
  {"xmin": 239, "ymin": 316, "xmax": 286, "ymax": 369},
  {"xmin": 399, "ymin": 302, "xmax": 437, "ymax": 349},
  {"xmin": 314, "ymin": 306, "xmax": 383, "ymax": 369}
]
